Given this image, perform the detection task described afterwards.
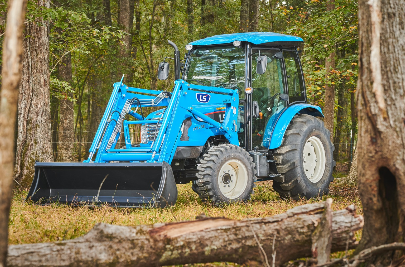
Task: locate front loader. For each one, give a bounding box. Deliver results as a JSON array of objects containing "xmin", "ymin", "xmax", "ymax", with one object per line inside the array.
[{"xmin": 28, "ymin": 32, "xmax": 335, "ymax": 207}]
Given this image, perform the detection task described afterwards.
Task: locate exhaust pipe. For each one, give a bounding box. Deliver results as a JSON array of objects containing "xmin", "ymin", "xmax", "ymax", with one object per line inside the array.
[{"xmin": 168, "ymin": 40, "xmax": 180, "ymax": 80}]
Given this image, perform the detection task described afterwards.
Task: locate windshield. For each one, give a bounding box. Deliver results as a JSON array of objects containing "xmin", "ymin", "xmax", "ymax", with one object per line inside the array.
[{"xmin": 185, "ymin": 46, "xmax": 246, "ymax": 97}]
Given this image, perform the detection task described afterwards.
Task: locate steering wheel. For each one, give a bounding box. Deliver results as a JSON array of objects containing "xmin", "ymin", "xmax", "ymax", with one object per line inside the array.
[
  {"xmin": 255, "ymin": 87, "xmax": 265, "ymax": 99},
  {"xmin": 268, "ymin": 93, "xmax": 280, "ymax": 107},
  {"xmin": 255, "ymin": 87, "xmax": 270, "ymax": 108}
]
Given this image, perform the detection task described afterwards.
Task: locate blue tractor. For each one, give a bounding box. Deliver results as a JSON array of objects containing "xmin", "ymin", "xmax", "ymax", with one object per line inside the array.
[{"xmin": 28, "ymin": 32, "xmax": 335, "ymax": 207}]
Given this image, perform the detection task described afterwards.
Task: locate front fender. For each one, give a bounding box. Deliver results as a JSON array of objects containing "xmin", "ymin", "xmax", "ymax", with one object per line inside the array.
[{"xmin": 269, "ymin": 104, "xmax": 323, "ymax": 149}]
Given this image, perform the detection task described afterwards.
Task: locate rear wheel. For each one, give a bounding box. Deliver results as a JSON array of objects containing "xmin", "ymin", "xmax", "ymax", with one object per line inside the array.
[
  {"xmin": 273, "ymin": 114, "xmax": 334, "ymax": 199},
  {"xmin": 193, "ymin": 144, "xmax": 255, "ymax": 205}
]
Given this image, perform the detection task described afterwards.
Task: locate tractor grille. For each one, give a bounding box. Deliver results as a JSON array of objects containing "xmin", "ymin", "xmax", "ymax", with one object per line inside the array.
[{"xmin": 140, "ymin": 122, "xmax": 161, "ymax": 144}]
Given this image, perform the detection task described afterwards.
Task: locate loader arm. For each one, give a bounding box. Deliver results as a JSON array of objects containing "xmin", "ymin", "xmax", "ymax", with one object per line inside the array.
[{"xmin": 88, "ymin": 80, "xmax": 240, "ymax": 164}]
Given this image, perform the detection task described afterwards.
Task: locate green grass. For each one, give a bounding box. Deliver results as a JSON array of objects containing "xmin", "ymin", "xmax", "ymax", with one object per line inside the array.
[
  {"xmin": 8, "ymin": 176, "xmax": 361, "ymax": 266},
  {"xmin": 9, "ymin": 176, "xmax": 361, "ymax": 247}
]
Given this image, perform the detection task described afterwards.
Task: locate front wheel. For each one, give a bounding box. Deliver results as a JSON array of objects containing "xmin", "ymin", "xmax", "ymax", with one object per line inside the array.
[
  {"xmin": 193, "ymin": 144, "xmax": 255, "ymax": 205},
  {"xmin": 273, "ymin": 114, "xmax": 335, "ymax": 199}
]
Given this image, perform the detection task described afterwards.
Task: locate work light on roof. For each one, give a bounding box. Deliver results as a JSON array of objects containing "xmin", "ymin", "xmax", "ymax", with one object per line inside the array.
[
  {"xmin": 185, "ymin": 44, "xmax": 193, "ymax": 51},
  {"xmin": 233, "ymin": 40, "xmax": 241, "ymax": 47}
]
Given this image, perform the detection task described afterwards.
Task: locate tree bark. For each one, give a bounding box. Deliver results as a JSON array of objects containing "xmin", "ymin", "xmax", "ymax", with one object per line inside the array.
[
  {"xmin": 85, "ymin": 74, "xmax": 104, "ymax": 156},
  {"xmin": 323, "ymin": 0, "xmax": 336, "ymax": 142},
  {"xmin": 240, "ymin": 0, "xmax": 249, "ymax": 32},
  {"xmin": 333, "ymin": 80, "xmax": 347, "ymax": 161},
  {"xmin": 57, "ymin": 53, "xmax": 74, "ymax": 161},
  {"xmin": 200, "ymin": 0, "xmax": 215, "ymax": 39},
  {"xmin": 118, "ymin": 0, "xmax": 135, "ymax": 83},
  {"xmin": 14, "ymin": 0, "xmax": 52, "ymax": 188},
  {"xmin": 187, "ymin": 0, "xmax": 194, "ymax": 38},
  {"xmin": 347, "ymin": 148, "xmax": 357, "ymax": 183},
  {"xmin": 248, "ymin": 0, "xmax": 259, "ymax": 32},
  {"xmin": 350, "ymin": 90, "xmax": 356, "ymax": 166},
  {"xmin": 0, "ymin": 0, "xmax": 27, "ymax": 266},
  {"xmin": 311, "ymin": 199, "xmax": 333, "ymax": 265},
  {"xmin": 132, "ymin": 0, "xmax": 140, "ymax": 63},
  {"xmin": 7, "ymin": 203, "xmax": 363, "ymax": 267},
  {"xmin": 101, "ymin": 0, "xmax": 112, "ymax": 26},
  {"xmin": 200, "ymin": 0, "xmax": 206, "ymax": 36},
  {"xmin": 356, "ymin": 0, "xmax": 405, "ymax": 265}
]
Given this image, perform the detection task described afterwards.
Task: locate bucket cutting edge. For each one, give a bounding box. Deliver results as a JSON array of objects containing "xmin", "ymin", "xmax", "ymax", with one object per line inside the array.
[{"xmin": 26, "ymin": 162, "xmax": 177, "ymax": 208}]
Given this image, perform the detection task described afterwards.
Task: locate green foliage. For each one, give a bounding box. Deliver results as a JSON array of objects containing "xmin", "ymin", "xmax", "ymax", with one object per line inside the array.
[
  {"xmin": 0, "ymin": 0, "xmax": 358, "ymax": 162},
  {"xmin": 50, "ymin": 77, "xmax": 75, "ymax": 101}
]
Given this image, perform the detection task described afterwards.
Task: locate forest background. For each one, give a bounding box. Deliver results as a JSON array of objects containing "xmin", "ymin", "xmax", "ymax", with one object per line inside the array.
[{"xmin": 0, "ymin": 0, "xmax": 358, "ymax": 188}]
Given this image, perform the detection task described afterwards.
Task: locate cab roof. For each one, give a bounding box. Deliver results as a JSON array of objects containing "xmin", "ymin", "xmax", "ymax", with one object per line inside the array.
[{"xmin": 189, "ymin": 32, "xmax": 303, "ymax": 46}]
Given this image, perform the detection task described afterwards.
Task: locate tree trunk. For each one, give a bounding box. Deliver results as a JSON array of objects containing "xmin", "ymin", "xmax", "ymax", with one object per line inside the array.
[
  {"xmin": 57, "ymin": 53, "xmax": 74, "ymax": 161},
  {"xmin": 118, "ymin": 0, "xmax": 135, "ymax": 59},
  {"xmin": 200, "ymin": 0, "xmax": 206, "ymax": 37},
  {"xmin": 85, "ymin": 74, "xmax": 104, "ymax": 157},
  {"xmin": 102, "ymin": 0, "xmax": 112, "ymax": 26},
  {"xmin": 323, "ymin": 0, "xmax": 336, "ymax": 142},
  {"xmin": 7, "ymin": 202, "xmax": 363, "ymax": 267},
  {"xmin": 356, "ymin": 0, "xmax": 405, "ymax": 265},
  {"xmin": 240, "ymin": 0, "xmax": 249, "ymax": 32},
  {"xmin": 50, "ymin": 94, "xmax": 59, "ymax": 161},
  {"xmin": 132, "ymin": 0, "xmax": 140, "ymax": 63},
  {"xmin": 200, "ymin": 0, "xmax": 215, "ymax": 38},
  {"xmin": 187, "ymin": 0, "xmax": 194, "ymax": 38},
  {"xmin": 14, "ymin": 0, "xmax": 52, "ymax": 188},
  {"xmin": 333, "ymin": 80, "xmax": 347, "ymax": 161},
  {"xmin": 347, "ymin": 148, "xmax": 357, "ymax": 183},
  {"xmin": 0, "ymin": 0, "xmax": 27, "ymax": 266},
  {"xmin": 118, "ymin": 0, "xmax": 135, "ymax": 83},
  {"xmin": 248, "ymin": 0, "xmax": 259, "ymax": 32},
  {"xmin": 350, "ymin": 90, "xmax": 356, "ymax": 166}
]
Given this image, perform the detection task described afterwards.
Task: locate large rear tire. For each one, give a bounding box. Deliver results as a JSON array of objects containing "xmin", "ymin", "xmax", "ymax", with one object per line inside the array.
[
  {"xmin": 273, "ymin": 114, "xmax": 335, "ymax": 199},
  {"xmin": 193, "ymin": 144, "xmax": 255, "ymax": 205}
]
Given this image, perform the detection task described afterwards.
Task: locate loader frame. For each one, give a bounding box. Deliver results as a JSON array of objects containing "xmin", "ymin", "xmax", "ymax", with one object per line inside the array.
[{"xmin": 85, "ymin": 77, "xmax": 240, "ymax": 164}]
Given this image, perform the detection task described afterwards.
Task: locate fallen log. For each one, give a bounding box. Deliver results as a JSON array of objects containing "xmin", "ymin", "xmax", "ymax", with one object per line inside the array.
[{"xmin": 7, "ymin": 201, "xmax": 363, "ymax": 267}]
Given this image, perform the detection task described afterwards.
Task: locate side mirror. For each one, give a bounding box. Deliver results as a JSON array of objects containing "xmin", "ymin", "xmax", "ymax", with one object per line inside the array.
[
  {"xmin": 280, "ymin": 93, "xmax": 289, "ymax": 102},
  {"xmin": 274, "ymin": 52, "xmax": 283, "ymax": 59},
  {"xmin": 158, "ymin": 62, "xmax": 169, "ymax": 80},
  {"xmin": 253, "ymin": 101, "xmax": 260, "ymax": 118},
  {"xmin": 256, "ymin": 55, "xmax": 267, "ymax": 75}
]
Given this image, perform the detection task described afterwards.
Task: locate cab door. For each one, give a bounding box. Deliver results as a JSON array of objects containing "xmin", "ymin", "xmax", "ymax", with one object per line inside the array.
[{"xmin": 251, "ymin": 49, "xmax": 287, "ymax": 149}]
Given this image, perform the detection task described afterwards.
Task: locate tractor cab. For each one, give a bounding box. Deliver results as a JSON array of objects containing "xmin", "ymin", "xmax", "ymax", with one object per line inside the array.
[{"xmin": 184, "ymin": 32, "xmax": 307, "ymax": 151}]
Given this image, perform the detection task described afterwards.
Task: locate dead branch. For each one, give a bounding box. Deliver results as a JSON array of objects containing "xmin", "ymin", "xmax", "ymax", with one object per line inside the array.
[
  {"xmin": 312, "ymin": 198, "xmax": 333, "ymax": 265},
  {"xmin": 349, "ymin": 243, "xmax": 405, "ymax": 267}
]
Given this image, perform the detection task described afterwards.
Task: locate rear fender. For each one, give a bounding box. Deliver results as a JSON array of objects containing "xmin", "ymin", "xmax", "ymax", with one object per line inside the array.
[{"xmin": 269, "ymin": 104, "xmax": 323, "ymax": 149}]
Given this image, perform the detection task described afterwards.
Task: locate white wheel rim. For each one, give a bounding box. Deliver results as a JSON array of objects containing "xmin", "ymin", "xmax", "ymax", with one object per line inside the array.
[
  {"xmin": 218, "ymin": 159, "xmax": 248, "ymax": 199},
  {"xmin": 303, "ymin": 136, "xmax": 326, "ymax": 183}
]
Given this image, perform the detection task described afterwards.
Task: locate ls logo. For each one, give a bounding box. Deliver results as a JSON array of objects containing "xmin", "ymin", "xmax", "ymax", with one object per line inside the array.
[{"xmin": 196, "ymin": 93, "xmax": 210, "ymax": 103}]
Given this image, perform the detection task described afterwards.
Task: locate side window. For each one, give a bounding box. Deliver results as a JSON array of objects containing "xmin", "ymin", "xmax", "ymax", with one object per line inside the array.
[
  {"xmin": 251, "ymin": 49, "xmax": 286, "ymax": 149},
  {"xmin": 251, "ymin": 49, "xmax": 285, "ymax": 116},
  {"xmin": 283, "ymin": 50, "xmax": 306, "ymax": 103}
]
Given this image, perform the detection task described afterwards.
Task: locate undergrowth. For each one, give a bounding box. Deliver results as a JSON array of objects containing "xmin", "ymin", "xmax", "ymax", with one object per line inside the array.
[{"xmin": 9, "ymin": 174, "xmax": 361, "ymax": 266}]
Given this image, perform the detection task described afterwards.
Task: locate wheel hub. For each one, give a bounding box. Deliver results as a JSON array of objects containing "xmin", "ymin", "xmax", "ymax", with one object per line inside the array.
[
  {"xmin": 222, "ymin": 173, "xmax": 232, "ymax": 184},
  {"xmin": 218, "ymin": 159, "xmax": 248, "ymax": 199},
  {"xmin": 303, "ymin": 136, "xmax": 326, "ymax": 183}
]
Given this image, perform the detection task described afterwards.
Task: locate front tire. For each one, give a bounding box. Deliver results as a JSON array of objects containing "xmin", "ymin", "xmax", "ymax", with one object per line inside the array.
[
  {"xmin": 193, "ymin": 144, "xmax": 255, "ymax": 205},
  {"xmin": 273, "ymin": 114, "xmax": 335, "ymax": 199}
]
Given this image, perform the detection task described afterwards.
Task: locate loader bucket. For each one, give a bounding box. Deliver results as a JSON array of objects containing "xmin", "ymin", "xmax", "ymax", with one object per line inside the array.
[{"xmin": 26, "ymin": 162, "xmax": 177, "ymax": 208}]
